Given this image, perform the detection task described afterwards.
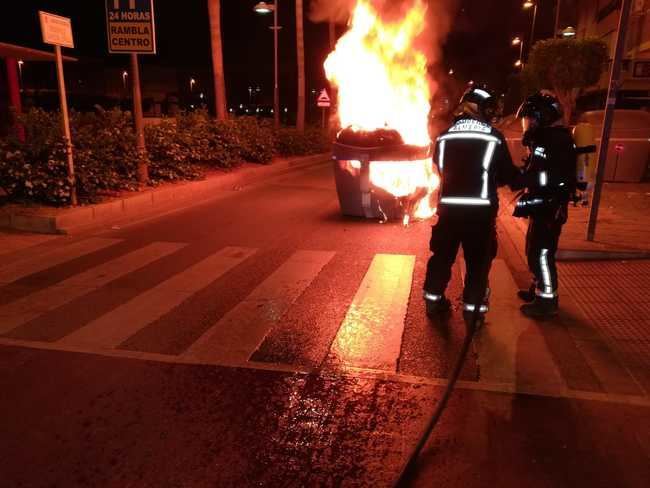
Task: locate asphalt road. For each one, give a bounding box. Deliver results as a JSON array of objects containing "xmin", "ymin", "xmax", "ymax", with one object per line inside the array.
[{"xmin": 1, "ymin": 162, "xmax": 648, "ymax": 487}]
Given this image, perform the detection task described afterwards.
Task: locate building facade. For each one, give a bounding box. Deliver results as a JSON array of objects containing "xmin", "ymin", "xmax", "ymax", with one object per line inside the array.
[{"xmin": 577, "ymin": 0, "xmax": 650, "ymax": 107}]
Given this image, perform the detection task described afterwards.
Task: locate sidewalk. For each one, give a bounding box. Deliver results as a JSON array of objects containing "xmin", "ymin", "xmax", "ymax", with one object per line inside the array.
[
  {"xmin": 0, "ymin": 153, "xmax": 328, "ymax": 235},
  {"xmin": 497, "ymin": 185, "xmax": 650, "ymax": 399},
  {"xmin": 499, "ymin": 182, "xmax": 650, "ymax": 261}
]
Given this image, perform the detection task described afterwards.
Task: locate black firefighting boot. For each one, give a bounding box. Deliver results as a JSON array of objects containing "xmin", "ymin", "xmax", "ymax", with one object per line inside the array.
[
  {"xmin": 517, "ymin": 284, "xmax": 536, "ymax": 303},
  {"xmin": 462, "ymin": 309, "xmax": 485, "ymax": 329},
  {"xmin": 424, "ymin": 294, "xmax": 451, "ymax": 318},
  {"xmin": 462, "ymin": 302, "xmax": 488, "ymax": 329},
  {"xmin": 520, "ymin": 297, "xmax": 559, "ymax": 319}
]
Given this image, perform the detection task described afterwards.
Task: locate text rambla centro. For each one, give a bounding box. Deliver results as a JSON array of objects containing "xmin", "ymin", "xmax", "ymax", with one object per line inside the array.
[{"xmin": 111, "ymin": 25, "xmax": 151, "ymax": 35}]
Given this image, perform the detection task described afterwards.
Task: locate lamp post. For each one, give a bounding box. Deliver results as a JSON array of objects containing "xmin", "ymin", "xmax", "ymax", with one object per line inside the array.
[
  {"xmin": 17, "ymin": 60, "xmax": 24, "ymax": 87},
  {"xmin": 122, "ymin": 70, "xmax": 128, "ymax": 90},
  {"xmin": 254, "ymin": 1, "xmax": 280, "ymax": 128},
  {"xmin": 523, "ymin": 1, "xmax": 538, "ymax": 58},
  {"xmin": 512, "ymin": 36, "xmax": 524, "ymax": 68},
  {"xmin": 190, "ymin": 77, "xmax": 196, "ymax": 93},
  {"xmin": 554, "ymin": 0, "xmax": 561, "ymax": 37}
]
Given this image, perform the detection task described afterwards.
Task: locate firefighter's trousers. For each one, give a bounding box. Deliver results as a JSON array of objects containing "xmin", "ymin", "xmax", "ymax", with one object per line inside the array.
[
  {"xmin": 424, "ymin": 208, "xmax": 497, "ymax": 308},
  {"xmin": 525, "ymin": 215, "xmax": 563, "ymax": 298}
]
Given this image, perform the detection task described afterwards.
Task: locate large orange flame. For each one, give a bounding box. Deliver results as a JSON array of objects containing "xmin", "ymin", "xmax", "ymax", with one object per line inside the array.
[
  {"xmin": 324, "ymin": 0, "xmax": 431, "ymax": 146},
  {"xmin": 325, "ymin": 0, "xmax": 438, "ymax": 221}
]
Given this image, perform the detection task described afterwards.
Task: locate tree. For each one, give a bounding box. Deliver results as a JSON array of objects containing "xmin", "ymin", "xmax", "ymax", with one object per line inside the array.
[
  {"xmin": 296, "ymin": 0, "xmax": 306, "ymax": 131},
  {"xmin": 522, "ymin": 38, "xmax": 608, "ymax": 124},
  {"xmin": 208, "ymin": 0, "xmax": 227, "ymax": 120}
]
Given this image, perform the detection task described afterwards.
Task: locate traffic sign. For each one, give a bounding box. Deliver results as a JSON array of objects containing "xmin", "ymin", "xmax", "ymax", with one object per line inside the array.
[
  {"xmin": 39, "ymin": 11, "xmax": 74, "ymax": 48},
  {"xmin": 38, "ymin": 11, "xmax": 77, "ymax": 204},
  {"xmin": 106, "ymin": 0, "xmax": 156, "ymax": 54},
  {"xmin": 317, "ymin": 89, "xmax": 331, "ymax": 108}
]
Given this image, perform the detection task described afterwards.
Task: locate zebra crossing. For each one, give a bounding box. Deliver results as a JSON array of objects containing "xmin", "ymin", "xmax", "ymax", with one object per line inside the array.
[
  {"xmin": 0, "ymin": 238, "xmax": 433, "ymax": 374},
  {"xmin": 0, "ymin": 236, "xmax": 647, "ymax": 403}
]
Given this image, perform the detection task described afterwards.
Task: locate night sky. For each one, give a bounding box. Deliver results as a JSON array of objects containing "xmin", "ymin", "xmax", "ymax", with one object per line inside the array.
[{"xmin": 0, "ymin": 1, "xmax": 576, "ymax": 111}]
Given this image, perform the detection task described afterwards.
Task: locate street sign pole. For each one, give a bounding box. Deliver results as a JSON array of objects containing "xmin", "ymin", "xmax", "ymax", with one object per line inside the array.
[
  {"xmin": 106, "ymin": 0, "xmax": 156, "ymax": 185},
  {"xmin": 273, "ymin": 2, "xmax": 280, "ymax": 128},
  {"xmin": 54, "ymin": 44, "xmax": 77, "ymax": 206},
  {"xmin": 587, "ymin": 0, "xmax": 633, "ymax": 241},
  {"xmin": 40, "ymin": 10, "xmax": 77, "ymax": 206},
  {"xmin": 317, "ymin": 89, "xmax": 331, "ymax": 128},
  {"xmin": 130, "ymin": 52, "xmax": 148, "ymax": 183}
]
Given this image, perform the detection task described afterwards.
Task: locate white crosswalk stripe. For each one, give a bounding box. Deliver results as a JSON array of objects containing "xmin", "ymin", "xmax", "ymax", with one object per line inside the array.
[
  {"xmin": 328, "ymin": 253, "xmax": 415, "ymax": 372},
  {"xmin": 0, "ymin": 237, "xmax": 121, "ymax": 284},
  {"xmin": 59, "ymin": 247, "xmax": 257, "ymax": 349},
  {"xmin": 185, "ymin": 250, "xmax": 335, "ymax": 363},
  {"xmin": 0, "ymin": 242, "xmax": 184, "ymax": 334}
]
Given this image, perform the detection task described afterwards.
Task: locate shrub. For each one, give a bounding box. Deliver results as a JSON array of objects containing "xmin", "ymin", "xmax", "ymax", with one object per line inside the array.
[
  {"xmin": 0, "ymin": 108, "xmax": 331, "ymax": 207},
  {"xmin": 275, "ymin": 127, "xmax": 331, "ymax": 156},
  {"xmin": 71, "ymin": 109, "xmax": 140, "ymax": 200},
  {"xmin": 0, "ymin": 110, "xmax": 73, "ymax": 205}
]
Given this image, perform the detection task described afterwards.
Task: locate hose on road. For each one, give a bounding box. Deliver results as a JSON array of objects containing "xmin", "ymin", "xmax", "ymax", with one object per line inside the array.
[{"xmin": 392, "ymin": 315, "xmax": 480, "ymax": 486}]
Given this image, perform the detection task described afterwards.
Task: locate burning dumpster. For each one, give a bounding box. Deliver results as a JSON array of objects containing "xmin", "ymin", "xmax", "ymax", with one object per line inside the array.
[
  {"xmin": 324, "ymin": 0, "xmax": 439, "ymax": 223},
  {"xmin": 332, "ymin": 127, "xmax": 436, "ymax": 222}
]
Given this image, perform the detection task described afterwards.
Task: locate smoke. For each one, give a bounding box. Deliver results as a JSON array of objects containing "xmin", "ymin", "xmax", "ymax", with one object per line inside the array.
[
  {"xmin": 309, "ymin": 0, "xmax": 458, "ymax": 64},
  {"xmin": 308, "ymin": 0, "xmax": 356, "ymax": 24}
]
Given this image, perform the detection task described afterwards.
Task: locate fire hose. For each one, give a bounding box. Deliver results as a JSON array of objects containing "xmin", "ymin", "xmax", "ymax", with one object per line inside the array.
[
  {"xmin": 393, "ymin": 240, "xmax": 492, "ymax": 486},
  {"xmin": 393, "ymin": 314, "xmax": 480, "ymax": 486}
]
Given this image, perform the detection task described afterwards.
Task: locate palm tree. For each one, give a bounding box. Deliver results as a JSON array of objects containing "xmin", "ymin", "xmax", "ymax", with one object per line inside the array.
[
  {"xmin": 208, "ymin": 0, "xmax": 227, "ymax": 120},
  {"xmin": 295, "ymin": 0, "xmax": 306, "ymax": 131}
]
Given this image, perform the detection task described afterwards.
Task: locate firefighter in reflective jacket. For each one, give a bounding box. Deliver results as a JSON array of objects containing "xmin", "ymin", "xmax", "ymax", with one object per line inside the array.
[
  {"xmin": 424, "ymin": 85, "xmax": 521, "ymax": 323},
  {"xmin": 514, "ymin": 92, "xmax": 577, "ymax": 318}
]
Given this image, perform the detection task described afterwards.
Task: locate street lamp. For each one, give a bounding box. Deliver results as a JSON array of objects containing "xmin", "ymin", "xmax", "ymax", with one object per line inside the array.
[
  {"xmin": 523, "ymin": 1, "xmax": 538, "ymax": 58},
  {"xmin": 512, "ymin": 36, "xmax": 524, "ymax": 68},
  {"xmin": 190, "ymin": 78, "xmax": 196, "ymax": 93},
  {"xmin": 17, "ymin": 60, "xmax": 24, "ymax": 88},
  {"xmin": 448, "ymin": 68, "xmax": 454, "ymax": 75},
  {"xmin": 122, "ymin": 70, "xmax": 128, "ymax": 90},
  {"xmin": 254, "ymin": 1, "xmax": 280, "ymax": 128},
  {"xmin": 561, "ymin": 26, "xmax": 576, "ymax": 38}
]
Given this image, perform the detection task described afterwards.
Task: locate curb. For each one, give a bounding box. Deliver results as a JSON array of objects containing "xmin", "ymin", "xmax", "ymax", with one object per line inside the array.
[
  {"xmin": 497, "ymin": 202, "xmax": 650, "ymax": 262},
  {"xmin": 0, "ymin": 153, "xmax": 329, "ymax": 235},
  {"xmin": 556, "ymin": 249, "xmax": 650, "ymax": 261}
]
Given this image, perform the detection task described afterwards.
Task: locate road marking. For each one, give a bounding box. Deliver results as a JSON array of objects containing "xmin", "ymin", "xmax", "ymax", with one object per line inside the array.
[
  {"xmin": 0, "ymin": 242, "xmax": 183, "ymax": 335},
  {"xmin": 476, "ymin": 259, "xmax": 564, "ymax": 389},
  {"xmin": 0, "ymin": 238, "xmax": 121, "ymax": 284},
  {"xmin": 185, "ymin": 250, "xmax": 335, "ymax": 363},
  {"xmin": 328, "ymin": 254, "xmax": 415, "ymax": 372},
  {"xmin": 2, "ymin": 336, "xmax": 648, "ymax": 407},
  {"xmin": 59, "ymin": 247, "xmax": 257, "ymax": 349}
]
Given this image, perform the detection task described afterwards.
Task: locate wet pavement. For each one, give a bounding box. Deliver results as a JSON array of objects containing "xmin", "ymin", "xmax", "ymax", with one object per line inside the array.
[{"xmin": 1, "ymin": 162, "xmax": 649, "ymax": 487}]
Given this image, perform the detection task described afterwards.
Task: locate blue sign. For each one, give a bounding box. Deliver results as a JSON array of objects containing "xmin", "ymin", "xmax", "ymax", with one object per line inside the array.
[{"xmin": 106, "ymin": 0, "xmax": 156, "ymax": 54}]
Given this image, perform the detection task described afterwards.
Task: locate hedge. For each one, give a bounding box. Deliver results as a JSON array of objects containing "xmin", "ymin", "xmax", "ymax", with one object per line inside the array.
[{"xmin": 0, "ymin": 108, "xmax": 330, "ymax": 206}]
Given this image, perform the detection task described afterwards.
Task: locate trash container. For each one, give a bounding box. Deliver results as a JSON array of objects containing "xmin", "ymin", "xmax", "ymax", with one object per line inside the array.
[
  {"xmin": 332, "ymin": 127, "xmax": 434, "ymax": 221},
  {"xmin": 578, "ymin": 110, "xmax": 650, "ymax": 182}
]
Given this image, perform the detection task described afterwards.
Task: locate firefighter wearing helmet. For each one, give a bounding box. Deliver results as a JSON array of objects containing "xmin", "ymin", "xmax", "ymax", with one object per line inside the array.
[
  {"xmin": 424, "ymin": 85, "xmax": 522, "ymax": 324},
  {"xmin": 514, "ymin": 92, "xmax": 577, "ymax": 318}
]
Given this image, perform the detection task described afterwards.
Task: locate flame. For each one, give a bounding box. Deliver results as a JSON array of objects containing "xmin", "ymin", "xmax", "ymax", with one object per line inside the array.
[
  {"xmin": 325, "ymin": 0, "xmax": 439, "ymax": 221},
  {"xmin": 325, "ymin": 0, "xmax": 431, "ymax": 146},
  {"xmin": 369, "ymin": 159, "xmax": 439, "ymax": 219}
]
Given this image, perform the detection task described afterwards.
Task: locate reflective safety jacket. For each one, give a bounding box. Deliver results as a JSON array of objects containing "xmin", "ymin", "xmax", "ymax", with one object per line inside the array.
[
  {"xmin": 435, "ymin": 117, "xmax": 520, "ymax": 211},
  {"xmin": 515, "ymin": 126, "xmax": 577, "ymax": 217}
]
